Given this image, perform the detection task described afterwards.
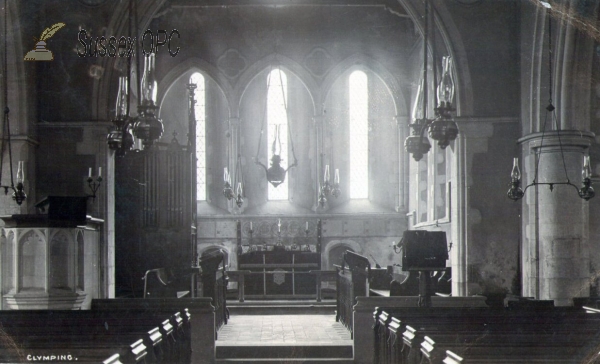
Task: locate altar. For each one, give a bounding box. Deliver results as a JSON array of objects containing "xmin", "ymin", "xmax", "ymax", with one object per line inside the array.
[
  {"xmin": 232, "ymin": 219, "xmax": 323, "ymax": 298},
  {"xmin": 239, "ymin": 251, "xmax": 320, "ymax": 298}
]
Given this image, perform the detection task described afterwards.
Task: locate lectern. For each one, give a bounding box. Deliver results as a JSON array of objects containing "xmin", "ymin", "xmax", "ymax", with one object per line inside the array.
[{"xmin": 401, "ymin": 230, "xmax": 448, "ymax": 307}]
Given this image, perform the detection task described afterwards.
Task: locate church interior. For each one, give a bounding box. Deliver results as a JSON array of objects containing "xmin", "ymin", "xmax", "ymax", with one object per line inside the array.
[{"xmin": 2, "ymin": 0, "xmax": 600, "ymax": 363}]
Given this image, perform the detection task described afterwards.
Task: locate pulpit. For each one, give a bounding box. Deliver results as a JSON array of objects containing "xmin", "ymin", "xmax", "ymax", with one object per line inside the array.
[{"xmin": 0, "ymin": 211, "xmax": 105, "ymax": 310}]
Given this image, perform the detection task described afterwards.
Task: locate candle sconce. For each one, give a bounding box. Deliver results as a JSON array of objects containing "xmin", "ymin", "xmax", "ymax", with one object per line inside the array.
[
  {"xmin": 276, "ymin": 219, "xmax": 283, "ymax": 246},
  {"xmin": 87, "ymin": 167, "xmax": 102, "ymax": 199},
  {"xmin": 319, "ymin": 165, "xmax": 341, "ymax": 207}
]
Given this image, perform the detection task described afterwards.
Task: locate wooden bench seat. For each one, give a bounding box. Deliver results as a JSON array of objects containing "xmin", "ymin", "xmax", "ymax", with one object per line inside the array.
[
  {"xmin": 0, "ymin": 309, "xmax": 185, "ymax": 363},
  {"xmin": 92, "ymin": 298, "xmax": 215, "ymax": 363},
  {"xmin": 373, "ymin": 306, "xmax": 600, "ymax": 364}
]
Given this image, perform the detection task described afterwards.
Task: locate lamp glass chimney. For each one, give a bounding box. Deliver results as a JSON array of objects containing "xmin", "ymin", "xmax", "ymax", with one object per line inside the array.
[
  {"xmin": 411, "ymin": 80, "xmax": 424, "ymax": 121},
  {"xmin": 511, "ymin": 157, "xmax": 521, "ymax": 181},
  {"xmin": 116, "ymin": 76, "xmax": 128, "ymax": 118},
  {"xmin": 583, "ymin": 155, "xmax": 592, "ymax": 179},
  {"xmin": 16, "ymin": 161, "xmax": 24, "ymax": 184},
  {"xmin": 141, "ymin": 53, "xmax": 157, "ymax": 105},
  {"xmin": 437, "ymin": 56, "xmax": 455, "ymax": 107}
]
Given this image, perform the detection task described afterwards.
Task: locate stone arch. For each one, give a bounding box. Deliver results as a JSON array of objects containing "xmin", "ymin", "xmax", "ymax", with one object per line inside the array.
[
  {"xmin": 157, "ymin": 58, "xmax": 232, "ymax": 144},
  {"xmin": 157, "ymin": 57, "xmax": 233, "ymax": 116},
  {"xmin": 321, "ymin": 53, "xmax": 407, "ymax": 118},
  {"xmin": 322, "ymin": 239, "xmax": 362, "ymax": 270},
  {"xmin": 19, "ymin": 230, "xmax": 46, "ymax": 291},
  {"xmin": 395, "ymin": 0, "xmax": 474, "ymax": 116},
  {"xmin": 94, "ymin": 0, "xmax": 167, "ymax": 120},
  {"xmin": 95, "ymin": 0, "xmax": 474, "ymax": 118},
  {"xmin": 49, "ymin": 231, "xmax": 75, "ymax": 291},
  {"xmin": 236, "ymin": 54, "xmax": 319, "ymax": 117},
  {"xmin": 198, "ymin": 245, "xmax": 231, "ymax": 269}
]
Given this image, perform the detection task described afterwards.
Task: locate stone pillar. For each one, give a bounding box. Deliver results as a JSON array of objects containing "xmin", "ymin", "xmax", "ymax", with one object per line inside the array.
[
  {"xmin": 395, "ymin": 115, "xmax": 410, "ymax": 212},
  {"xmin": 520, "ymin": 130, "xmax": 594, "ymax": 306},
  {"xmin": 449, "ymin": 118, "xmax": 495, "ymax": 296}
]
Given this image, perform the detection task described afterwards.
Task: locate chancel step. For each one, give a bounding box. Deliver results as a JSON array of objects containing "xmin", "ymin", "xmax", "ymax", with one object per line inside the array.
[{"xmin": 227, "ymin": 300, "xmax": 336, "ymax": 315}]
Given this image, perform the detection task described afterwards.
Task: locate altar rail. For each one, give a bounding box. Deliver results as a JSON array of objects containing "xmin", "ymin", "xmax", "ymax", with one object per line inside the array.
[{"xmin": 373, "ymin": 305, "xmax": 600, "ymax": 364}]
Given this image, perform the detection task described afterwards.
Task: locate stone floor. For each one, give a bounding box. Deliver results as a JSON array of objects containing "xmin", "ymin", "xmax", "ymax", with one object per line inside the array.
[{"xmin": 216, "ymin": 314, "xmax": 352, "ymax": 346}]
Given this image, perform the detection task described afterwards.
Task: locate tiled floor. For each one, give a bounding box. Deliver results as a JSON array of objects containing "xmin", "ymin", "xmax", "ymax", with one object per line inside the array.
[{"xmin": 216, "ymin": 314, "xmax": 352, "ymax": 346}]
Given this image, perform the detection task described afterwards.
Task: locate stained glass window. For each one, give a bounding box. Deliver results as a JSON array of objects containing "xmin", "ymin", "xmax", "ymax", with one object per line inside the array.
[
  {"xmin": 267, "ymin": 69, "xmax": 289, "ymax": 201},
  {"xmin": 349, "ymin": 70, "xmax": 368, "ymax": 199},
  {"xmin": 191, "ymin": 72, "xmax": 206, "ymax": 201}
]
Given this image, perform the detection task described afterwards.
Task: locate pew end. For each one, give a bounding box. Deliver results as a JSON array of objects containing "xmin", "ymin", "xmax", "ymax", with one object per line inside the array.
[{"xmin": 443, "ymin": 350, "xmax": 464, "ymax": 364}]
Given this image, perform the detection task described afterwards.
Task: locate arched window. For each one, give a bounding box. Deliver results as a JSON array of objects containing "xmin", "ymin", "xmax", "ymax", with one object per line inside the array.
[
  {"xmin": 191, "ymin": 72, "xmax": 206, "ymax": 201},
  {"xmin": 267, "ymin": 69, "xmax": 289, "ymax": 201},
  {"xmin": 349, "ymin": 70, "xmax": 369, "ymax": 199}
]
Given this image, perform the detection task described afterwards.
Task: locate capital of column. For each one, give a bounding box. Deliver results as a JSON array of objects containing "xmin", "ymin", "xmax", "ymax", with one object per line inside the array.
[{"xmin": 518, "ymin": 130, "xmax": 595, "ymax": 152}]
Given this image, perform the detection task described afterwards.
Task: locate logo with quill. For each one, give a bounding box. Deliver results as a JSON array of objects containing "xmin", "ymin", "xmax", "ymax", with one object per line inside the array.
[{"xmin": 24, "ymin": 22, "xmax": 65, "ymax": 61}]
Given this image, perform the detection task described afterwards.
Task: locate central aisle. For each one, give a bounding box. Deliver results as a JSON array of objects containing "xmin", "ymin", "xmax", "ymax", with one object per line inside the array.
[
  {"xmin": 215, "ymin": 314, "xmax": 353, "ymax": 362},
  {"xmin": 217, "ymin": 314, "xmax": 351, "ymax": 344}
]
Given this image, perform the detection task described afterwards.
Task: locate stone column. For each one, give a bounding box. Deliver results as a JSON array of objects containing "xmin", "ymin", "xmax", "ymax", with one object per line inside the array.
[{"xmin": 520, "ymin": 130, "xmax": 594, "ymax": 306}]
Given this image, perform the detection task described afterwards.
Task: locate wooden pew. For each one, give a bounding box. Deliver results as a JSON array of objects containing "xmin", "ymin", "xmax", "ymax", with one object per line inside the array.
[
  {"xmin": 0, "ymin": 311, "xmax": 176, "ymax": 363},
  {"xmin": 197, "ymin": 251, "xmax": 228, "ymax": 332},
  {"xmin": 336, "ymin": 251, "xmax": 370, "ymax": 338},
  {"xmin": 92, "ymin": 298, "xmax": 215, "ymax": 363},
  {"xmin": 357, "ymin": 296, "xmax": 488, "ymax": 364},
  {"xmin": 375, "ymin": 306, "xmax": 600, "ymax": 364}
]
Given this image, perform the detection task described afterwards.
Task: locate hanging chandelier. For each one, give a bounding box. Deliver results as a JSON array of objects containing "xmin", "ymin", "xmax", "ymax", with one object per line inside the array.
[
  {"xmin": 0, "ymin": 0, "xmax": 26, "ymax": 206},
  {"xmin": 255, "ymin": 66, "xmax": 298, "ymax": 188},
  {"xmin": 106, "ymin": 0, "xmax": 163, "ymax": 155},
  {"xmin": 507, "ymin": 1, "xmax": 594, "ymax": 202},
  {"xmin": 404, "ymin": 0, "xmax": 458, "ymax": 162}
]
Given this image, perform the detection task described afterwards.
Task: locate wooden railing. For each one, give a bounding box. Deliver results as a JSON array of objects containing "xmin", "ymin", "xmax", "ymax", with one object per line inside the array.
[{"xmin": 336, "ymin": 251, "xmax": 370, "ymax": 338}]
